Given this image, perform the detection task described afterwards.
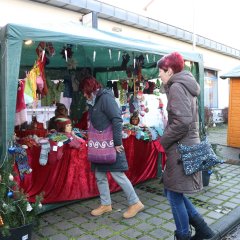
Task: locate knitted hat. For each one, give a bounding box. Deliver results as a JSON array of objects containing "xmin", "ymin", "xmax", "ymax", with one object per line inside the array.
[{"xmin": 55, "ymin": 118, "xmax": 71, "ymax": 132}]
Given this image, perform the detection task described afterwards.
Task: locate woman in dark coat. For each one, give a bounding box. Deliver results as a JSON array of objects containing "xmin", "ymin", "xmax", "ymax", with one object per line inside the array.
[
  {"xmin": 80, "ymin": 76, "xmax": 144, "ymax": 219},
  {"xmin": 158, "ymin": 52, "xmax": 215, "ymax": 240}
]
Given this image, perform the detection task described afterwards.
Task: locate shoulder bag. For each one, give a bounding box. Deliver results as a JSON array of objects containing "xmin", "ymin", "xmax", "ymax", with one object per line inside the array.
[
  {"xmin": 177, "ymin": 96, "xmax": 224, "ymax": 175},
  {"xmin": 87, "ymin": 122, "xmax": 116, "ymax": 164}
]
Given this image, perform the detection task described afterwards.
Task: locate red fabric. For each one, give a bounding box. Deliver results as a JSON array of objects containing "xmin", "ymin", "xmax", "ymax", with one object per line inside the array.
[
  {"xmin": 15, "ymin": 129, "xmax": 47, "ymax": 138},
  {"xmin": 16, "ymin": 80, "xmax": 26, "ymax": 113},
  {"xmin": 75, "ymin": 111, "xmax": 88, "ymax": 130},
  {"xmin": 153, "ymin": 138, "xmax": 167, "ymax": 170},
  {"xmin": 16, "ymin": 136, "xmax": 165, "ymax": 204}
]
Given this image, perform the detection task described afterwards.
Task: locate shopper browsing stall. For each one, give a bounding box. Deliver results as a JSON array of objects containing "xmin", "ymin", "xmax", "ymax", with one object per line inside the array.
[
  {"xmin": 157, "ymin": 52, "xmax": 215, "ymax": 240},
  {"xmin": 80, "ymin": 76, "xmax": 144, "ymax": 219}
]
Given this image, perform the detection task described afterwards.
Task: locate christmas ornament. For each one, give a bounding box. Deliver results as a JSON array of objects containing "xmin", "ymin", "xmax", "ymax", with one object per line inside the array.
[
  {"xmin": 26, "ymin": 202, "xmax": 33, "ymax": 212},
  {"xmin": 7, "ymin": 191, "xmax": 14, "ymax": 198},
  {"xmin": 8, "ymin": 146, "xmax": 16, "ymax": 154},
  {"xmin": 9, "ymin": 174, "xmax": 14, "ymax": 181},
  {"xmin": 38, "ymin": 203, "xmax": 43, "ymax": 209},
  {"xmin": 0, "ymin": 215, "xmax": 4, "ymax": 226}
]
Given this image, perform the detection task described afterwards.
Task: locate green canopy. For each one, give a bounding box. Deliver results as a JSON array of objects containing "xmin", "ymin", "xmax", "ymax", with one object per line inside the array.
[{"xmin": 0, "ymin": 22, "xmax": 204, "ymax": 159}]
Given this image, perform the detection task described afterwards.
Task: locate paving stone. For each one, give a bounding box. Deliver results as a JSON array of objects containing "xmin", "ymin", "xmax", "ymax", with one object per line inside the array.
[
  {"xmin": 135, "ymin": 222, "xmax": 156, "ymax": 232},
  {"xmin": 94, "ymin": 228, "xmax": 114, "ymax": 238},
  {"xmin": 229, "ymin": 188, "xmax": 240, "ymax": 193},
  {"xmin": 195, "ymin": 207, "xmax": 208, "ymax": 215},
  {"xmin": 65, "ymin": 227, "xmax": 86, "ymax": 237},
  {"xmin": 70, "ymin": 216, "xmax": 89, "ymax": 225},
  {"xmin": 149, "ymin": 228, "xmax": 169, "ymax": 239},
  {"xmin": 223, "ymin": 202, "xmax": 239, "ymax": 208},
  {"xmin": 144, "ymin": 207, "xmax": 161, "ymax": 215},
  {"xmin": 193, "ymin": 195, "xmax": 210, "ymax": 202},
  {"xmin": 80, "ymin": 222, "xmax": 100, "ymax": 231},
  {"xmin": 159, "ymin": 212, "xmax": 173, "ymax": 221},
  {"xmin": 210, "ymin": 188, "xmax": 224, "ymax": 194},
  {"xmin": 44, "ymin": 214, "xmax": 64, "ymax": 224},
  {"xmin": 104, "ymin": 222, "xmax": 127, "ymax": 232},
  {"xmin": 107, "ymin": 235, "xmax": 127, "ymax": 240},
  {"xmin": 215, "ymin": 195, "xmax": 231, "ymax": 201},
  {"xmin": 76, "ymin": 234, "xmax": 100, "ymax": 239},
  {"xmin": 144, "ymin": 199, "xmax": 159, "ymax": 206},
  {"xmin": 49, "ymin": 233, "xmax": 68, "ymax": 240},
  {"xmin": 203, "ymin": 192, "xmax": 217, "ymax": 198},
  {"xmin": 229, "ymin": 198, "xmax": 240, "ymax": 204},
  {"xmin": 121, "ymin": 228, "xmax": 142, "ymax": 238},
  {"xmin": 206, "ymin": 211, "xmax": 224, "ymax": 219},
  {"xmin": 121, "ymin": 216, "xmax": 141, "ymax": 225},
  {"xmin": 54, "ymin": 220, "xmax": 74, "ymax": 230},
  {"xmin": 222, "ymin": 191, "xmax": 235, "ymax": 197},
  {"xmin": 135, "ymin": 211, "xmax": 152, "ymax": 220},
  {"xmin": 137, "ymin": 235, "xmax": 156, "ymax": 240},
  {"xmin": 147, "ymin": 216, "xmax": 166, "ymax": 225},
  {"xmin": 162, "ymin": 221, "xmax": 176, "ymax": 232},
  {"xmin": 39, "ymin": 225, "xmax": 59, "ymax": 237},
  {"xmin": 203, "ymin": 216, "xmax": 216, "ymax": 225},
  {"xmin": 208, "ymin": 198, "xmax": 224, "ymax": 205}
]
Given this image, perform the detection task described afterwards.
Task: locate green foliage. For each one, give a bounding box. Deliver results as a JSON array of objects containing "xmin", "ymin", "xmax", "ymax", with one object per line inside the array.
[
  {"xmin": 0, "ymin": 152, "xmax": 42, "ymax": 237},
  {"xmin": 222, "ymin": 107, "xmax": 228, "ymax": 123},
  {"xmin": 204, "ymin": 106, "xmax": 213, "ymax": 127},
  {"xmin": 210, "ymin": 143, "xmax": 224, "ymax": 181}
]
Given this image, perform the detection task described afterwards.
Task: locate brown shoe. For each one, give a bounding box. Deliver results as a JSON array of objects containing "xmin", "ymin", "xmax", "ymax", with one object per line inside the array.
[
  {"xmin": 91, "ymin": 205, "xmax": 112, "ymax": 216},
  {"xmin": 123, "ymin": 201, "xmax": 144, "ymax": 219}
]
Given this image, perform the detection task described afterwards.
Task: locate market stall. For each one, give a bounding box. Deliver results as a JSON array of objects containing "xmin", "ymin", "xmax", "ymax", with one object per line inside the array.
[{"xmin": 0, "ymin": 22, "xmax": 204, "ymax": 208}]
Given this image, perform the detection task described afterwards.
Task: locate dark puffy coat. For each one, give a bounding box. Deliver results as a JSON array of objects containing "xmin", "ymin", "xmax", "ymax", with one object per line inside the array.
[
  {"xmin": 161, "ymin": 71, "xmax": 203, "ymax": 194},
  {"xmin": 88, "ymin": 88, "xmax": 128, "ymax": 172}
]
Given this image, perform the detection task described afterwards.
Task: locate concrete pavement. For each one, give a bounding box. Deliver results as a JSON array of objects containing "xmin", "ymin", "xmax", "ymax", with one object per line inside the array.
[{"xmin": 32, "ymin": 125, "xmax": 240, "ymax": 240}]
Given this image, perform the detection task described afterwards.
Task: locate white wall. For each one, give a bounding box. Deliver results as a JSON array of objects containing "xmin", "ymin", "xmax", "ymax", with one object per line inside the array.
[
  {"xmin": 99, "ymin": 18, "xmax": 239, "ymax": 109},
  {"xmin": 1, "ymin": 0, "xmax": 239, "ymax": 109},
  {"xmin": 0, "ymin": 0, "xmax": 81, "ymax": 27}
]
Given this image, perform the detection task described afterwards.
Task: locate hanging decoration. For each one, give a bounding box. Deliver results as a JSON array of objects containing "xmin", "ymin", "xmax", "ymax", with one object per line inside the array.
[
  {"xmin": 146, "ymin": 54, "xmax": 149, "ymax": 63},
  {"xmin": 118, "ymin": 51, "xmax": 121, "ymax": 61},
  {"xmin": 36, "ymin": 41, "xmax": 55, "ymax": 65},
  {"xmin": 60, "ymin": 44, "xmax": 73, "ymax": 61},
  {"xmin": 121, "ymin": 52, "xmax": 130, "ymax": 70},
  {"xmin": 93, "ymin": 50, "xmax": 96, "ymax": 62},
  {"xmin": 109, "ymin": 49, "xmax": 112, "ymax": 60}
]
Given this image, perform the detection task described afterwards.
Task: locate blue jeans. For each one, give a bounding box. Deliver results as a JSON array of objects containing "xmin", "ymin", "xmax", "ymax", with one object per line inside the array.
[
  {"xmin": 164, "ymin": 188, "xmax": 199, "ymax": 235},
  {"xmin": 95, "ymin": 171, "xmax": 139, "ymax": 206}
]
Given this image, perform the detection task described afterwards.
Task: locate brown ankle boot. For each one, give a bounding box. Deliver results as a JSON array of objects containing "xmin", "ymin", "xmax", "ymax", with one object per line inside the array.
[
  {"xmin": 91, "ymin": 205, "xmax": 112, "ymax": 216},
  {"xmin": 123, "ymin": 201, "xmax": 144, "ymax": 219}
]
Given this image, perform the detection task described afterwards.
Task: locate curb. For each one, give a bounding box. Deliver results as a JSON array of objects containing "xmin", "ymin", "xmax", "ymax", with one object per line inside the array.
[{"xmin": 210, "ymin": 206, "xmax": 240, "ymax": 239}]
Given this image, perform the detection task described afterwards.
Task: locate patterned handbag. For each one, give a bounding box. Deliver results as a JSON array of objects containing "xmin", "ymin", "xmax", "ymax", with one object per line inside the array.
[
  {"xmin": 177, "ymin": 136, "xmax": 224, "ymax": 175},
  {"xmin": 87, "ymin": 122, "xmax": 116, "ymax": 164}
]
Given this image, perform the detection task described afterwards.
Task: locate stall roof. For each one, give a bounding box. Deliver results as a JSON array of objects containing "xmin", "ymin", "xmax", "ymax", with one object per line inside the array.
[
  {"xmin": 220, "ymin": 65, "xmax": 240, "ymax": 79},
  {"xmin": 0, "ymin": 21, "xmax": 204, "ymax": 159},
  {"xmin": 0, "ymin": 21, "xmax": 203, "ymax": 63}
]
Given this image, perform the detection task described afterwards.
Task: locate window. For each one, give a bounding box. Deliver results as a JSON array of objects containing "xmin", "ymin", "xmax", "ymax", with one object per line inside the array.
[{"xmin": 204, "ymin": 69, "xmax": 218, "ymax": 108}]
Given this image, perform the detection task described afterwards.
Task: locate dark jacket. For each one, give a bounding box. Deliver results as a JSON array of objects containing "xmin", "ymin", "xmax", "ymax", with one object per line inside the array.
[
  {"xmin": 161, "ymin": 70, "xmax": 203, "ymax": 194},
  {"xmin": 88, "ymin": 88, "xmax": 128, "ymax": 172}
]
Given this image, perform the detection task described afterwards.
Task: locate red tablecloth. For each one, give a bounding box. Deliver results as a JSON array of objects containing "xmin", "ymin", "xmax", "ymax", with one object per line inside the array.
[
  {"xmin": 15, "ymin": 129, "xmax": 47, "ymax": 138},
  {"xmin": 16, "ymin": 136, "xmax": 165, "ymax": 204}
]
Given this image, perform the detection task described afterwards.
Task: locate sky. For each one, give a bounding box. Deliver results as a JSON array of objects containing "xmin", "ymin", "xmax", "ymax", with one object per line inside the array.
[{"xmin": 99, "ymin": 0, "xmax": 240, "ymax": 50}]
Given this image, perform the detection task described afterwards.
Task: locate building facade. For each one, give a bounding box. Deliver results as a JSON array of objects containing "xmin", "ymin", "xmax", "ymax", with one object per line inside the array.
[{"xmin": 1, "ymin": 0, "xmax": 239, "ymax": 109}]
